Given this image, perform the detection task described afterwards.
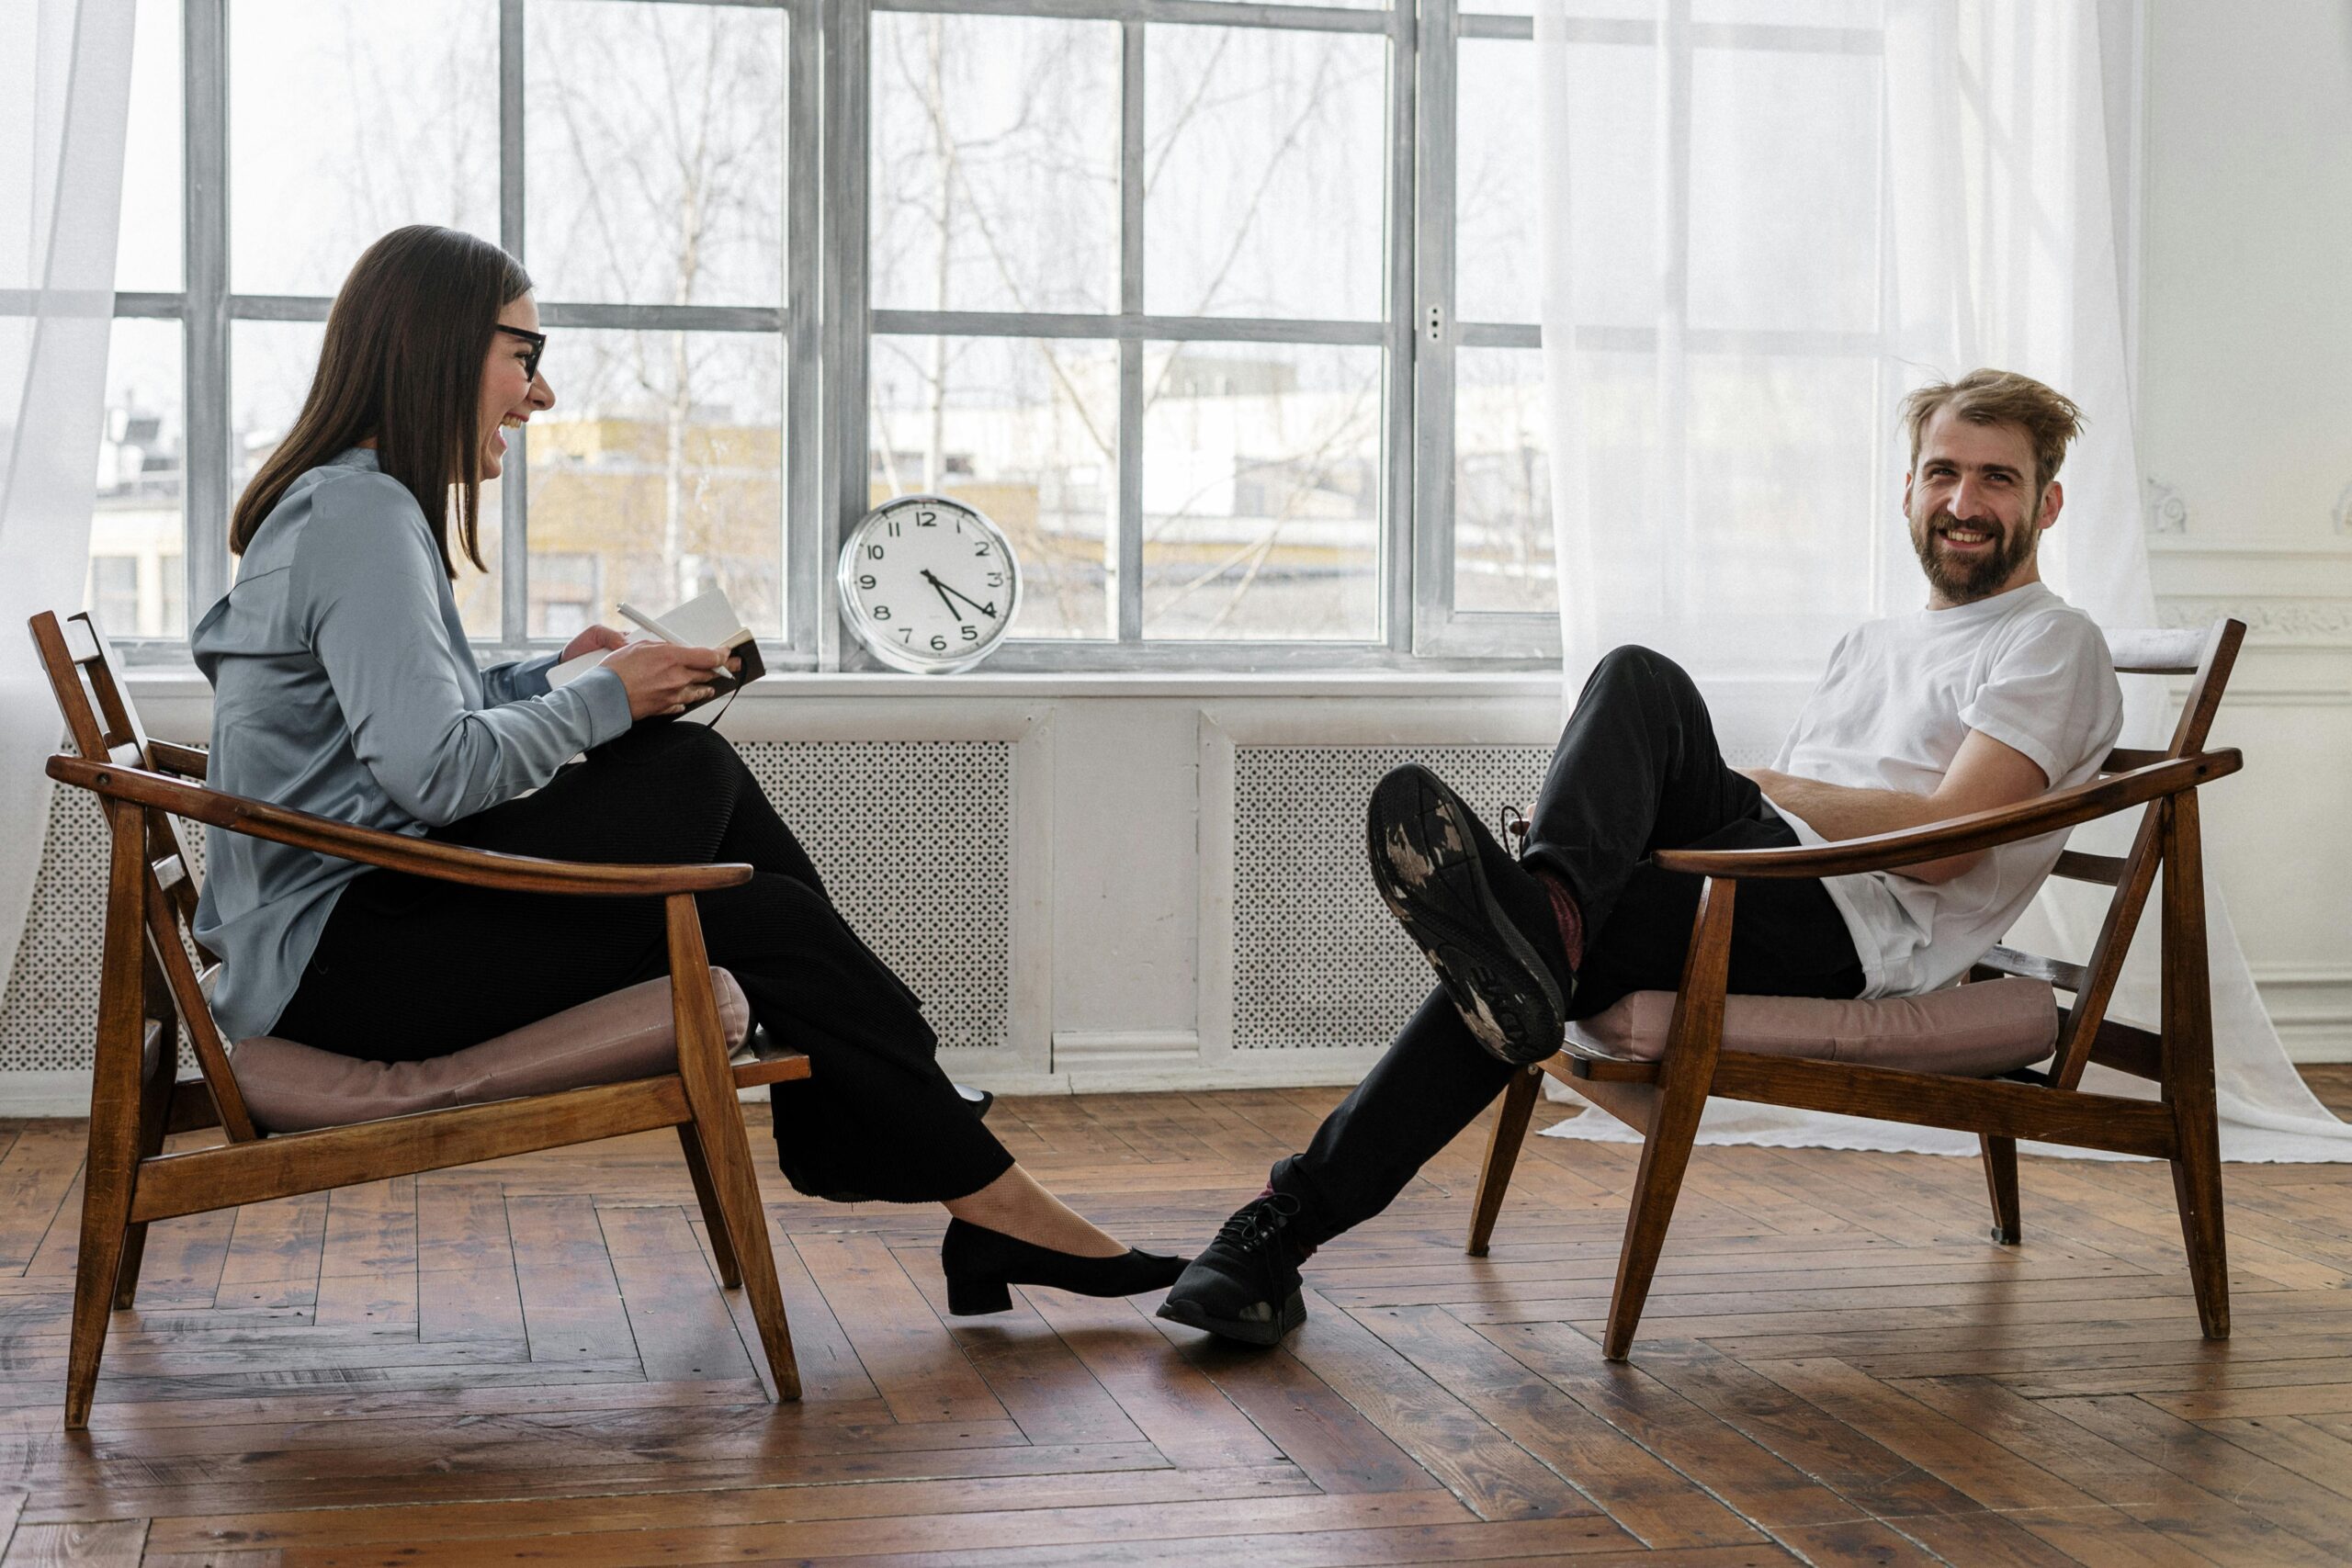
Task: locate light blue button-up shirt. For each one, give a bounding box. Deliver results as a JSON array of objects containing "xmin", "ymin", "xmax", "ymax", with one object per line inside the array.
[{"xmin": 191, "ymin": 448, "xmax": 633, "ymax": 1041}]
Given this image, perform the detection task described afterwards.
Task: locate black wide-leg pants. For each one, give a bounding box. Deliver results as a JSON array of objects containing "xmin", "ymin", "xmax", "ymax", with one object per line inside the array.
[
  {"xmin": 273, "ymin": 721, "xmax": 1015, "ymax": 1204},
  {"xmin": 1270, "ymin": 646, "xmax": 1867, "ymax": 1247}
]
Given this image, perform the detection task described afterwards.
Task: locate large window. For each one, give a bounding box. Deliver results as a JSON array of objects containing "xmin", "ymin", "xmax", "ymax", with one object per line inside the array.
[{"xmin": 95, "ymin": 0, "xmax": 1887, "ymax": 671}]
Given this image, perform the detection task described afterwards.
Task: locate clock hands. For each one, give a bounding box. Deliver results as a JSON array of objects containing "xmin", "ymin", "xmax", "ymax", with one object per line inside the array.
[
  {"xmin": 919, "ymin": 568, "xmax": 998, "ymax": 621},
  {"xmin": 924, "ymin": 572, "xmax": 963, "ymax": 623}
]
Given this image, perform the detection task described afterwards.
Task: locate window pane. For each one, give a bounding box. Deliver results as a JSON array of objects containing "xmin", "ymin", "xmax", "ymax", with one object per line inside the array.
[
  {"xmin": 527, "ymin": 0, "xmax": 787, "ymax": 307},
  {"xmin": 1563, "ymin": 350, "xmax": 1878, "ymax": 637},
  {"xmin": 1460, "ymin": 0, "xmax": 1650, "ymax": 20},
  {"xmin": 1456, "ymin": 39, "xmax": 1538, "ymax": 326},
  {"xmin": 1199, "ymin": 0, "xmax": 1385, "ymax": 10},
  {"xmin": 1146, "ymin": 28, "xmax": 1388, "ymax": 321},
  {"xmin": 232, "ymin": 320, "xmax": 505, "ymax": 637},
  {"xmin": 1692, "ymin": 0, "xmax": 1882, "ymax": 24},
  {"xmin": 872, "ymin": 16, "xmax": 1118, "ymax": 316},
  {"xmin": 1688, "ymin": 47, "xmax": 1880, "ymax": 333},
  {"xmin": 1142, "ymin": 343, "xmax": 1381, "ymax": 641},
  {"xmin": 1544, "ymin": 42, "xmax": 1657, "ymax": 327},
  {"xmin": 89, "ymin": 321, "xmax": 187, "ymax": 637},
  {"xmin": 116, "ymin": 0, "xmax": 182, "ymax": 293},
  {"xmin": 527, "ymin": 328, "xmax": 784, "ymax": 639},
  {"xmin": 1453, "ymin": 348, "xmax": 1554, "ymax": 614},
  {"xmin": 1681, "ymin": 354, "xmax": 1878, "ymax": 615},
  {"xmin": 870, "ymin": 335, "xmax": 1116, "ymax": 641},
  {"xmin": 230, "ymin": 0, "xmax": 498, "ymax": 296}
]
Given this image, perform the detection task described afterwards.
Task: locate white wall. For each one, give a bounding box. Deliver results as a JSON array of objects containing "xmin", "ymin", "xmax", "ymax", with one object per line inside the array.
[{"xmin": 2137, "ymin": 0, "xmax": 2352, "ymax": 1059}]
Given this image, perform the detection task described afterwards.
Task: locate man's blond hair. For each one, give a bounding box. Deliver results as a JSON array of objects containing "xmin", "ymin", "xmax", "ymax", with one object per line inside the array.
[{"xmin": 1902, "ymin": 369, "xmax": 2085, "ymax": 497}]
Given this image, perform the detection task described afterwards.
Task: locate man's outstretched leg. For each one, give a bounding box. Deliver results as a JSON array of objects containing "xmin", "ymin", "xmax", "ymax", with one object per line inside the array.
[
  {"xmin": 1366, "ymin": 644, "xmax": 1762, "ymax": 1063},
  {"xmin": 1158, "ymin": 989, "xmax": 1517, "ymax": 1343},
  {"xmin": 1161, "ymin": 645, "xmax": 1815, "ymax": 1345}
]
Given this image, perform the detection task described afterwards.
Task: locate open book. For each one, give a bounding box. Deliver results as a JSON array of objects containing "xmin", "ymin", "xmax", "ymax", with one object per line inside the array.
[{"xmin": 548, "ymin": 586, "xmax": 767, "ymax": 714}]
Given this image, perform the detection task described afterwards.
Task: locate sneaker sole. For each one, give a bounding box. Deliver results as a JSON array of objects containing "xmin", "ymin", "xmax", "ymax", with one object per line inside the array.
[
  {"xmin": 1155, "ymin": 1289, "xmax": 1307, "ymax": 1347},
  {"xmin": 1367, "ymin": 764, "xmax": 1566, "ymax": 1066}
]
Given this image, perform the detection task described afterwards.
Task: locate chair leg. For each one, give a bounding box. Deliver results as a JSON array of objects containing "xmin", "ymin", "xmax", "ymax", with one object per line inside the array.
[
  {"xmin": 685, "ymin": 1089, "xmax": 801, "ymax": 1400},
  {"xmin": 2159, "ymin": 793, "xmax": 2229, "ymax": 1341},
  {"xmin": 1466, "ymin": 1068, "xmax": 1542, "ymax": 1257},
  {"xmin": 111, "ymin": 1043, "xmax": 179, "ymax": 1310},
  {"xmin": 1979, "ymin": 1134, "xmax": 2021, "ymax": 1246},
  {"xmin": 676, "ymin": 1122, "xmax": 743, "ymax": 1289},
  {"xmin": 1601, "ymin": 1058, "xmax": 1710, "ymax": 1361},
  {"xmin": 666, "ymin": 898, "xmax": 801, "ymax": 1400},
  {"xmin": 2170, "ymin": 1115, "xmax": 2229, "ymax": 1340}
]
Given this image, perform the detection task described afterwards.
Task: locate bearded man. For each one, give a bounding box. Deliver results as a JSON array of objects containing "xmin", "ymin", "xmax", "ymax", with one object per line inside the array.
[{"xmin": 1159, "ymin": 368, "xmax": 2126, "ymax": 1346}]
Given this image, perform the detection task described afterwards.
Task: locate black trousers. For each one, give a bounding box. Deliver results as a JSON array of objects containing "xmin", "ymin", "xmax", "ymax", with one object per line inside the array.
[
  {"xmin": 1270, "ymin": 646, "xmax": 1866, "ymax": 1247},
  {"xmin": 274, "ymin": 721, "xmax": 1014, "ymax": 1204}
]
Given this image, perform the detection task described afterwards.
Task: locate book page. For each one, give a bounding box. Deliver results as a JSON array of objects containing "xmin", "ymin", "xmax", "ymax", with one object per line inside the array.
[
  {"xmin": 659, "ymin": 588, "xmax": 752, "ymax": 649},
  {"xmin": 545, "ymin": 585, "xmax": 749, "ymax": 689}
]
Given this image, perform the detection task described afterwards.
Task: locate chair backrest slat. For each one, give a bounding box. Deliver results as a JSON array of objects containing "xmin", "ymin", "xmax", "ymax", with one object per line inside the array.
[
  {"xmin": 2052, "ymin": 850, "xmax": 2125, "ymax": 886},
  {"xmin": 1976, "ymin": 944, "xmax": 2087, "ymax": 994},
  {"xmin": 28, "ymin": 610, "xmax": 260, "ymax": 1141}
]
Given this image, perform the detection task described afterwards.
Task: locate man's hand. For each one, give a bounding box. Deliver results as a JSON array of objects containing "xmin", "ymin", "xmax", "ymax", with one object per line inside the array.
[
  {"xmin": 604, "ymin": 640, "xmax": 741, "ymax": 720},
  {"xmin": 558, "ymin": 623, "xmax": 629, "ymax": 664},
  {"xmin": 1742, "ymin": 731, "xmax": 2051, "ymax": 884}
]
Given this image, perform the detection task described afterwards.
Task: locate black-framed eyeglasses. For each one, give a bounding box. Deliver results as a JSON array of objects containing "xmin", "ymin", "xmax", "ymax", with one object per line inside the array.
[{"xmin": 493, "ymin": 323, "xmax": 547, "ymax": 383}]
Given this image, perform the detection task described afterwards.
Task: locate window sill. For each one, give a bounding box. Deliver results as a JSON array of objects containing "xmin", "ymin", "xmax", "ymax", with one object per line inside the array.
[{"xmin": 121, "ymin": 666, "xmax": 1569, "ymax": 703}]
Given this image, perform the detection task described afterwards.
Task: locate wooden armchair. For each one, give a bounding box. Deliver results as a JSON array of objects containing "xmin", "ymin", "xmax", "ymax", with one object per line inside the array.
[
  {"xmin": 28, "ymin": 610, "xmax": 810, "ymax": 1427},
  {"xmin": 1466, "ymin": 619, "xmax": 2248, "ymax": 1359}
]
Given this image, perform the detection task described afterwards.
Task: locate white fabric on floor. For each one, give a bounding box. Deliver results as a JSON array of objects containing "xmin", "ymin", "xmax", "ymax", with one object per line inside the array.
[
  {"xmin": 1529, "ymin": 0, "xmax": 2349, "ymax": 1161},
  {"xmin": 0, "ymin": 0, "xmax": 138, "ymax": 1008}
]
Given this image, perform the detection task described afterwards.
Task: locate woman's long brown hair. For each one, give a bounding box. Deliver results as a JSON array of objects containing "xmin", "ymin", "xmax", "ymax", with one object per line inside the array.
[{"xmin": 230, "ymin": 225, "xmax": 533, "ymax": 577}]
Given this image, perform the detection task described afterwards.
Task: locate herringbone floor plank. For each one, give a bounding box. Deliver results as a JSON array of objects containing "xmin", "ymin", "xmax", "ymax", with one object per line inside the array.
[{"xmin": 0, "ymin": 1066, "xmax": 2345, "ymax": 1565}]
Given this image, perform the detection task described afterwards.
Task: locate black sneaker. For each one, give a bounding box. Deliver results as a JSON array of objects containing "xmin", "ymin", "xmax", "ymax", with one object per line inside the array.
[
  {"xmin": 1155, "ymin": 1194, "xmax": 1309, "ymax": 1346},
  {"xmin": 1367, "ymin": 763, "xmax": 1572, "ymax": 1066}
]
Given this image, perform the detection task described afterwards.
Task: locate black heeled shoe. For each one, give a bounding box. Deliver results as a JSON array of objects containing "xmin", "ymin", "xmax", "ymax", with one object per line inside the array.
[{"xmin": 940, "ymin": 1218, "xmax": 1188, "ymax": 1316}]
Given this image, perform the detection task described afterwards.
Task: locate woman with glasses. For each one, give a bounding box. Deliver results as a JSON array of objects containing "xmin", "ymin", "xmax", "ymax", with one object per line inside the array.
[{"xmin": 192, "ymin": 225, "xmax": 1182, "ymax": 1313}]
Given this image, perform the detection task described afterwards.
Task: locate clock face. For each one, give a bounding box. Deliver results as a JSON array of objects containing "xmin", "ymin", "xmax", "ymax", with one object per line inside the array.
[{"xmin": 838, "ymin": 495, "xmax": 1022, "ymax": 673}]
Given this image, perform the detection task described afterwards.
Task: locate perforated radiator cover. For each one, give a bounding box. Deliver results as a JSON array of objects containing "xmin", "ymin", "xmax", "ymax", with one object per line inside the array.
[{"xmin": 0, "ymin": 740, "xmax": 1014, "ymax": 1070}]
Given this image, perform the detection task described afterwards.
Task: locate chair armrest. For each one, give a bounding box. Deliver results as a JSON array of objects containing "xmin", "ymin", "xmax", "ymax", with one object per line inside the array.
[
  {"xmin": 1654, "ymin": 751, "xmax": 2240, "ymax": 880},
  {"xmin": 48, "ymin": 755, "xmax": 752, "ymax": 897}
]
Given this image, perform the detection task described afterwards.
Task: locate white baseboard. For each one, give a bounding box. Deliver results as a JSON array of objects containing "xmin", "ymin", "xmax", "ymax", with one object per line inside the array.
[
  {"xmin": 1048, "ymin": 1030, "xmax": 1202, "ymax": 1075},
  {"xmin": 0, "ymin": 1071, "xmax": 96, "ymax": 1118},
  {"xmin": 2254, "ymin": 966, "xmax": 2352, "ymax": 1064}
]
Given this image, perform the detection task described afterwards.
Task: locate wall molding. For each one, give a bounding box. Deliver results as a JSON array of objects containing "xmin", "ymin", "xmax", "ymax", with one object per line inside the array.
[
  {"xmin": 2249, "ymin": 964, "xmax": 2352, "ymax": 1065},
  {"xmin": 2158, "ymin": 597, "xmax": 2352, "ymax": 646},
  {"xmin": 1049, "ymin": 1031, "xmax": 1200, "ymax": 1074}
]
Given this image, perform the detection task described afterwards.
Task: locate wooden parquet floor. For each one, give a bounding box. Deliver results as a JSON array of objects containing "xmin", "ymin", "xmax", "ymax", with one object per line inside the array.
[{"xmin": 2, "ymin": 1069, "xmax": 2349, "ymax": 1566}]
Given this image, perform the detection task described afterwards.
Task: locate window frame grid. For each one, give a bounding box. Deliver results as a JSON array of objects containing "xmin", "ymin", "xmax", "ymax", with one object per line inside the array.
[
  {"xmin": 847, "ymin": 0, "xmax": 1426, "ymax": 671},
  {"xmin": 113, "ymin": 0, "xmax": 817, "ymax": 667},
  {"xmin": 97, "ymin": 0, "xmax": 1892, "ymax": 674}
]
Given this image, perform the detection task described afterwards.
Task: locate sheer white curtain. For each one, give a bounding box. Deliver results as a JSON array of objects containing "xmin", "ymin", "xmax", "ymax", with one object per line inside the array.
[
  {"xmin": 1532, "ymin": 0, "xmax": 2350, "ymax": 1159},
  {"xmin": 0, "ymin": 0, "xmax": 138, "ymax": 1006}
]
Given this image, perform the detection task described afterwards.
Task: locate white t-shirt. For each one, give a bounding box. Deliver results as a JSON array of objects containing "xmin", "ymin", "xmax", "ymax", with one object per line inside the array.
[{"xmin": 1763, "ymin": 582, "xmax": 2125, "ymax": 998}]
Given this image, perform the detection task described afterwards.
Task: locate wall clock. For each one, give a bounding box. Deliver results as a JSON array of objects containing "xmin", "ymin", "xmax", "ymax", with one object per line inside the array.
[{"xmin": 838, "ymin": 494, "xmax": 1022, "ymax": 673}]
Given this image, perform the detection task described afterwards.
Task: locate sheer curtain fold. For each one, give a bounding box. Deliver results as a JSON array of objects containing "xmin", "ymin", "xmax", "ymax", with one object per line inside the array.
[
  {"xmin": 0, "ymin": 0, "xmax": 138, "ymax": 1013},
  {"xmin": 1533, "ymin": 0, "xmax": 2349, "ymax": 1160}
]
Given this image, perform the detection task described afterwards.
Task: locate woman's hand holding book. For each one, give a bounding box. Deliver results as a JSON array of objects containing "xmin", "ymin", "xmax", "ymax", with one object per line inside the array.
[{"xmin": 606, "ymin": 639, "xmax": 741, "ymax": 719}]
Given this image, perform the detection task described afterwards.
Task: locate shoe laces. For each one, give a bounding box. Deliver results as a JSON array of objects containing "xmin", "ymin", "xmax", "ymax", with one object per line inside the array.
[
  {"xmin": 1216, "ymin": 1193, "xmax": 1302, "ymax": 1257},
  {"xmin": 1498, "ymin": 802, "xmax": 1531, "ymax": 861}
]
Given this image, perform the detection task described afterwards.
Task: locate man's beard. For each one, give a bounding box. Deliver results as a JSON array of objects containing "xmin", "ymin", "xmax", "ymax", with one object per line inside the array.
[{"xmin": 1909, "ymin": 504, "xmax": 2037, "ymax": 604}]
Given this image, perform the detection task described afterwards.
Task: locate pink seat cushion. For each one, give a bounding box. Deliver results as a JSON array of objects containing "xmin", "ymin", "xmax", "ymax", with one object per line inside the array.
[
  {"xmin": 1566, "ymin": 976, "xmax": 2058, "ymax": 1077},
  {"xmin": 232, "ymin": 970, "xmax": 754, "ymax": 1134}
]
